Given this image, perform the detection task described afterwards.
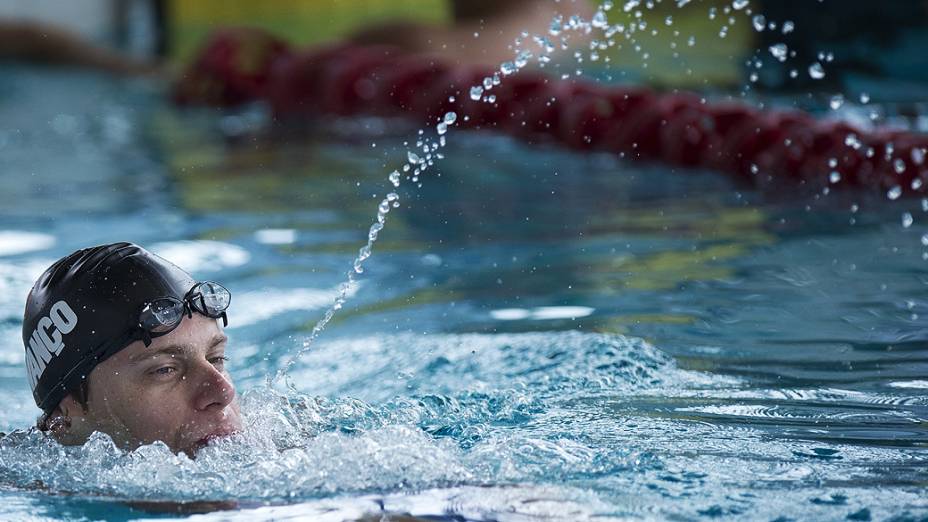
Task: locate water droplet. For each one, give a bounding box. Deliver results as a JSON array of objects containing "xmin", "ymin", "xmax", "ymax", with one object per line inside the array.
[
  {"xmin": 809, "ymin": 62, "xmax": 826, "ymax": 80},
  {"xmin": 912, "ymin": 178, "xmax": 923, "ymax": 190},
  {"xmin": 500, "ymin": 61, "xmax": 517, "ymax": 76},
  {"xmin": 624, "ymin": 0, "xmax": 641, "ymax": 12},
  {"xmin": 844, "ymin": 133, "xmax": 861, "ymax": 149},
  {"xmin": 389, "ymin": 170, "xmax": 401, "ymax": 187},
  {"xmin": 732, "ymin": 0, "xmax": 749, "ymax": 10},
  {"xmin": 782, "ymin": 20, "xmax": 794, "ymax": 34},
  {"xmin": 911, "ymin": 148, "xmax": 925, "ymax": 165},
  {"xmin": 829, "ymin": 171, "xmax": 841, "ymax": 183},
  {"xmin": 487, "ymin": 94, "xmax": 497, "ymax": 103},
  {"xmin": 829, "ymin": 94, "xmax": 844, "ymax": 111},
  {"xmin": 436, "ymin": 122, "xmax": 448, "ymax": 135},
  {"xmin": 922, "ymin": 233, "xmax": 928, "ymax": 246},
  {"xmin": 902, "ymin": 212, "xmax": 914, "ymax": 228},
  {"xmin": 894, "ymin": 158, "xmax": 906, "ymax": 174},
  {"xmin": 752, "ymin": 14, "xmax": 766, "ymax": 31},
  {"xmin": 469, "ymin": 86, "xmax": 484, "ymax": 101},
  {"xmin": 593, "ymin": 11, "xmax": 609, "ymax": 28},
  {"xmin": 768, "ymin": 43, "xmax": 788, "ymax": 62},
  {"xmin": 828, "ymin": 158, "xmax": 838, "ymax": 168},
  {"xmin": 859, "ymin": 92, "xmax": 870, "ymax": 104},
  {"xmin": 408, "ymin": 151, "xmax": 421, "ymax": 164},
  {"xmin": 887, "ymin": 186, "xmax": 903, "ymax": 200}
]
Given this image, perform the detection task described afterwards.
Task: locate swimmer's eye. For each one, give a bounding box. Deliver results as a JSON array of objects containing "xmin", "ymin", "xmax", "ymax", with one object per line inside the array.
[
  {"xmin": 209, "ymin": 356, "xmax": 229, "ymax": 369},
  {"xmin": 151, "ymin": 366, "xmax": 177, "ymax": 377}
]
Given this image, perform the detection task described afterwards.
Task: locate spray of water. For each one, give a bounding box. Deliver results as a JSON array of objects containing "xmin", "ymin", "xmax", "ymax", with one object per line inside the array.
[
  {"xmin": 273, "ymin": 111, "xmax": 460, "ymax": 383},
  {"xmin": 274, "ymin": 0, "xmax": 925, "ymax": 382},
  {"xmin": 272, "ymin": 4, "xmax": 597, "ymax": 383}
]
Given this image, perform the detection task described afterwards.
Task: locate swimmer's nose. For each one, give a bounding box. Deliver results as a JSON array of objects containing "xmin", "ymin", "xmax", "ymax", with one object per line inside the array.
[{"xmin": 193, "ymin": 360, "xmax": 236, "ymax": 412}]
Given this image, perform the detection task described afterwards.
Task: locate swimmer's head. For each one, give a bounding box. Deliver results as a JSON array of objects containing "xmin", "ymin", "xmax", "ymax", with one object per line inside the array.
[{"xmin": 23, "ymin": 242, "xmax": 241, "ymax": 455}]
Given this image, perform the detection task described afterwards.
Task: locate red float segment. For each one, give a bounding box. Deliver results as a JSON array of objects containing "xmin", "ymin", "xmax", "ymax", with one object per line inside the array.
[
  {"xmin": 698, "ymin": 103, "xmax": 760, "ymax": 176},
  {"xmin": 174, "ymin": 28, "xmax": 293, "ymax": 108},
  {"xmin": 177, "ymin": 34, "xmax": 928, "ymax": 197},
  {"xmin": 267, "ymin": 44, "xmax": 374, "ymax": 119},
  {"xmin": 863, "ymin": 131, "xmax": 926, "ymax": 193},
  {"xmin": 656, "ymin": 94, "xmax": 715, "ymax": 167}
]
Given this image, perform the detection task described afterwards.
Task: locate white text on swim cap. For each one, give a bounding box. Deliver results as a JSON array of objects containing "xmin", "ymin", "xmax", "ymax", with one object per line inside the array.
[{"xmin": 25, "ymin": 300, "xmax": 78, "ymax": 392}]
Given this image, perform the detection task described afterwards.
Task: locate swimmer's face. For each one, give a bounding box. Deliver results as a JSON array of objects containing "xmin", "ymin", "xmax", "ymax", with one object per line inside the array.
[{"xmin": 60, "ymin": 314, "xmax": 242, "ymax": 456}]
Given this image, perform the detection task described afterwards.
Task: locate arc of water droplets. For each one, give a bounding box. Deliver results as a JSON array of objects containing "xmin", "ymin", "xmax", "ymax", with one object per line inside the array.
[
  {"xmin": 273, "ymin": 110, "xmax": 460, "ymax": 383},
  {"xmin": 273, "ymin": 0, "xmax": 871, "ymax": 382},
  {"xmin": 272, "ymin": 6, "xmax": 625, "ymax": 383}
]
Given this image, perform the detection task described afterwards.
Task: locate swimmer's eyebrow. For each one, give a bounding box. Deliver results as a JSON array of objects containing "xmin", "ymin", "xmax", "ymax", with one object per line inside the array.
[{"xmin": 128, "ymin": 334, "xmax": 227, "ymax": 364}]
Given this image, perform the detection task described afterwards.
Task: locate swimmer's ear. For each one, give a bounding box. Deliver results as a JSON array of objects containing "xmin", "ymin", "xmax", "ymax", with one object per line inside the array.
[
  {"xmin": 37, "ymin": 404, "xmax": 69, "ymax": 435},
  {"xmin": 41, "ymin": 395, "xmax": 91, "ymax": 445}
]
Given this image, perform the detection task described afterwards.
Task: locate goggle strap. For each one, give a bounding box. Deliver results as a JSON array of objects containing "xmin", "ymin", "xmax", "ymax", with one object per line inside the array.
[
  {"xmin": 220, "ymin": 311, "xmax": 228, "ymax": 327},
  {"xmin": 141, "ymin": 329, "xmax": 153, "ymax": 347}
]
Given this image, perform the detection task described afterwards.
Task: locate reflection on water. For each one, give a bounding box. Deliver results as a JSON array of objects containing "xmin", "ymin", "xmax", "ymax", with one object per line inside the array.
[{"xmin": 0, "ymin": 70, "xmax": 927, "ymax": 520}]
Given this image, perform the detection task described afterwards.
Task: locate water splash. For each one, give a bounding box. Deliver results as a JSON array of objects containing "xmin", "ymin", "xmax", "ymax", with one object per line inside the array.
[
  {"xmin": 274, "ymin": 7, "xmax": 610, "ymax": 379},
  {"xmin": 809, "ymin": 62, "xmax": 826, "ymax": 80},
  {"xmin": 2, "ymin": 332, "xmax": 678, "ymax": 501},
  {"xmin": 2, "ymin": 331, "xmax": 924, "ymax": 519},
  {"xmin": 272, "ymin": 0, "xmax": 926, "ymax": 389}
]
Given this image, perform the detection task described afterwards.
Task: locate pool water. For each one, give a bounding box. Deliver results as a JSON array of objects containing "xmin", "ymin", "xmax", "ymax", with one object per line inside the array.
[{"xmin": 0, "ymin": 68, "xmax": 926, "ymax": 521}]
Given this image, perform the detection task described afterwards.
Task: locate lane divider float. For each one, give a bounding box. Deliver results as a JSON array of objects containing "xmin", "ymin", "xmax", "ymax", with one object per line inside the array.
[{"xmin": 175, "ymin": 28, "xmax": 928, "ymax": 198}]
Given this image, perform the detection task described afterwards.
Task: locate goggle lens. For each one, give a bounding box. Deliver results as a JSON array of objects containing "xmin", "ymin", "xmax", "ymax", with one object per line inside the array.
[
  {"xmin": 193, "ymin": 281, "xmax": 231, "ymax": 316},
  {"xmin": 137, "ymin": 281, "xmax": 231, "ymax": 346},
  {"xmin": 140, "ymin": 298, "xmax": 185, "ymax": 332}
]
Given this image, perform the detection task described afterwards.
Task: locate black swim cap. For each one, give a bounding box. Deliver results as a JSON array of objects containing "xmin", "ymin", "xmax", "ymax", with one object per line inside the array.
[{"xmin": 23, "ymin": 242, "xmax": 196, "ymax": 413}]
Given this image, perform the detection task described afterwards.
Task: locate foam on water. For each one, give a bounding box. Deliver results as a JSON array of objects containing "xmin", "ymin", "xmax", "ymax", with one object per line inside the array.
[
  {"xmin": 3, "ymin": 330, "xmax": 926, "ymax": 519},
  {"xmin": 0, "ymin": 332, "xmax": 682, "ymax": 502}
]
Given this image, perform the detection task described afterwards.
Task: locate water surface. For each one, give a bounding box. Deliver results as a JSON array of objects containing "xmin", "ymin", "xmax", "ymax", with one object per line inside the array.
[{"xmin": 0, "ymin": 68, "xmax": 926, "ymax": 521}]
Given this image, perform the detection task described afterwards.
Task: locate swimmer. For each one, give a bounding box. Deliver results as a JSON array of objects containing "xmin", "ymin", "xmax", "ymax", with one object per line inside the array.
[
  {"xmin": 22, "ymin": 242, "xmax": 242, "ymax": 457},
  {"xmin": 0, "ymin": 19, "xmax": 160, "ymax": 76}
]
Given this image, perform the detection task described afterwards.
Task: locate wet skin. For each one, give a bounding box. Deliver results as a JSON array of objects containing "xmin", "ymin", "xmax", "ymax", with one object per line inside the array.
[{"xmin": 54, "ymin": 314, "xmax": 242, "ymax": 456}]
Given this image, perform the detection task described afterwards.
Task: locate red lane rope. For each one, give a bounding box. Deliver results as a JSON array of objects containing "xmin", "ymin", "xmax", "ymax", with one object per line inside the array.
[{"xmin": 175, "ymin": 29, "xmax": 928, "ymax": 197}]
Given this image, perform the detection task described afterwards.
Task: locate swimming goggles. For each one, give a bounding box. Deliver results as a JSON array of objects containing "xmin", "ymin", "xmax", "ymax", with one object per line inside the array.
[{"xmin": 137, "ymin": 281, "xmax": 231, "ymax": 346}]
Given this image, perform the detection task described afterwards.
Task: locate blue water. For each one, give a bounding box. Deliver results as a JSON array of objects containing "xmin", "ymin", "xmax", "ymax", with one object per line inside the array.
[{"xmin": 0, "ymin": 68, "xmax": 927, "ymax": 521}]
